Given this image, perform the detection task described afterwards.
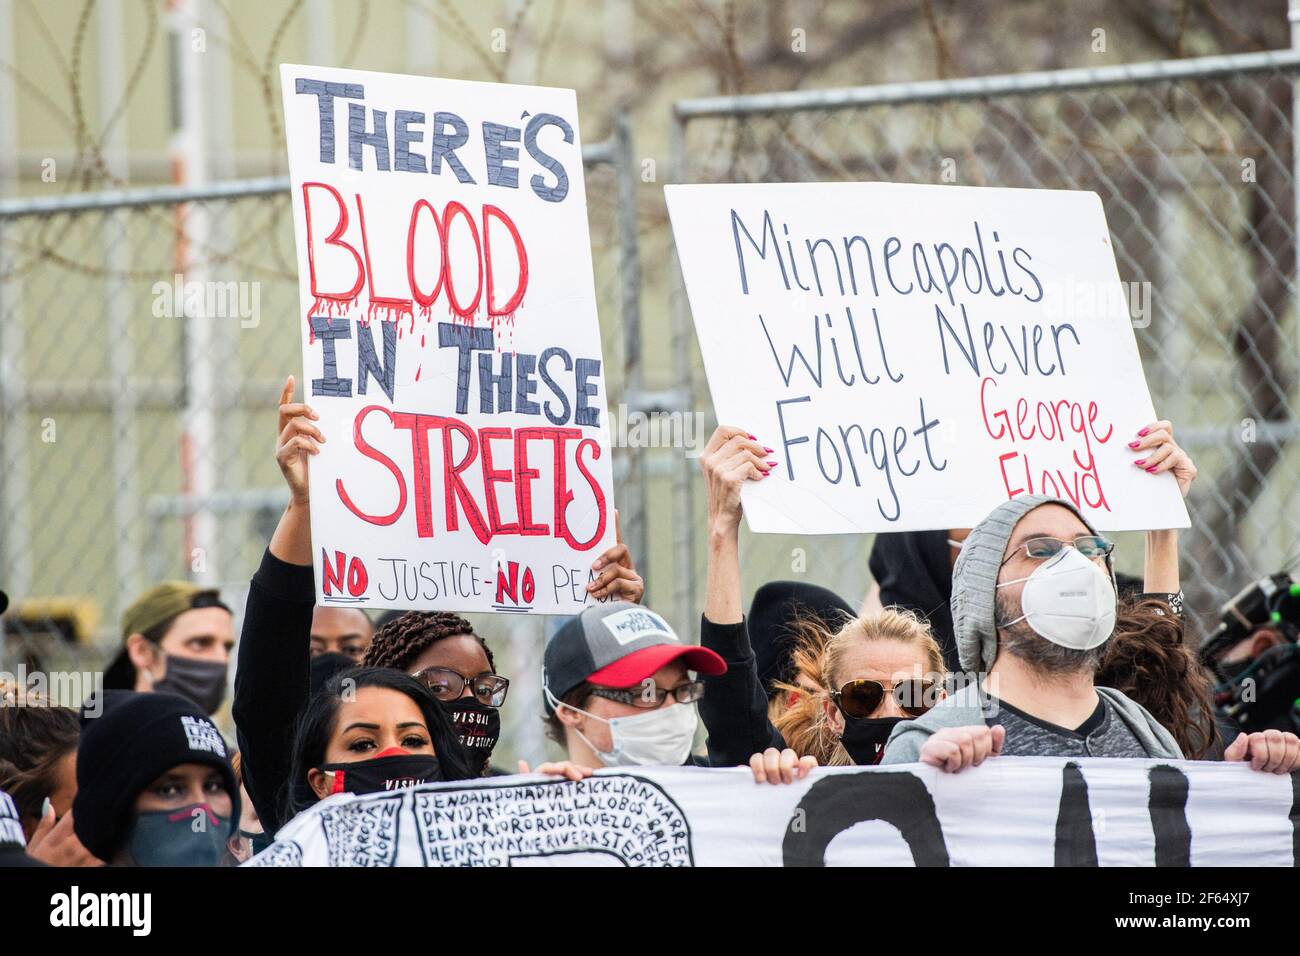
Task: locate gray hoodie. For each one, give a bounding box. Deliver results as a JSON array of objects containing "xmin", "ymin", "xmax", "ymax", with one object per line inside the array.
[
  {"xmin": 882, "ymin": 493, "xmax": 1183, "ymax": 764},
  {"xmin": 881, "ymin": 682, "xmax": 1183, "ymax": 763}
]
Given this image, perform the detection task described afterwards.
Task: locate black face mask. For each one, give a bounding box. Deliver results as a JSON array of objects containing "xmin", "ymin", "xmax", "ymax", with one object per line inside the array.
[
  {"xmin": 318, "ymin": 749, "xmax": 443, "ymax": 796},
  {"xmin": 840, "ymin": 716, "xmax": 904, "ymax": 766},
  {"xmin": 243, "ymin": 829, "xmax": 274, "ymax": 858},
  {"xmin": 155, "ymin": 655, "xmax": 228, "ymax": 714},
  {"xmin": 442, "ymin": 698, "xmax": 501, "ymax": 775}
]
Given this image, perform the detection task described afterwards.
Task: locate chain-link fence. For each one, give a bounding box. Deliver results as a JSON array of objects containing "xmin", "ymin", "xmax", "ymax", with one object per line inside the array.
[
  {"xmin": 0, "ymin": 120, "xmax": 645, "ymax": 765},
  {"xmin": 667, "ymin": 49, "xmax": 1300, "ymax": 635}
]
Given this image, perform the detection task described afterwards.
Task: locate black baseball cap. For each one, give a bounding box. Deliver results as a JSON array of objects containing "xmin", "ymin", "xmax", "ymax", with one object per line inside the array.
[{"xmin": 543, "ymin": 602, "xmax": 726, "ymax": 713}]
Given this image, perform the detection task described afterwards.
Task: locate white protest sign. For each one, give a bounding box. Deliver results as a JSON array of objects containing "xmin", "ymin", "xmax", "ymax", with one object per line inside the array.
[
  {"xmin": 664, "ymin": 182, "xmax": 1190, "ymax": 534},
  {"xmin": 247, "ymin": 758, "xmax": 1298, "ymax": 867},
  {"xmin": 280, "ymin": 65, "xmax": 615, "ymax": 615}
]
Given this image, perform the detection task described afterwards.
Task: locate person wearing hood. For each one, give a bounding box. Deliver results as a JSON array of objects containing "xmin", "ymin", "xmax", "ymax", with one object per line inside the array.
[
  {"xmin": 102, "ymin": 582, "xmax": 234, "ymax": 716},
  {"xmin": 865, "ymin": 531, "xmax": 962, "ymax": 670},
  {"xmin": 883, "ymin": 422, "xmax": 1300, "ymax": 773},
  {"xmin": 72, "ymin": 692, "xmax": 240, "ymax": 866}
]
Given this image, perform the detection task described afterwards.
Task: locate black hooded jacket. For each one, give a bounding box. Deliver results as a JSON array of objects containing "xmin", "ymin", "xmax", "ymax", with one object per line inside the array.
[{"xmin": 869, "ymin": 531, "xmax": 958, "ymax": 670}]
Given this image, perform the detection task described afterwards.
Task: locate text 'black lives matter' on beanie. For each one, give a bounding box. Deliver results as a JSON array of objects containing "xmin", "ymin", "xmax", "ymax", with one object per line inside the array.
[{"xmin": 72, "ymin": 692, "xmax": 238, "ymax": 863}]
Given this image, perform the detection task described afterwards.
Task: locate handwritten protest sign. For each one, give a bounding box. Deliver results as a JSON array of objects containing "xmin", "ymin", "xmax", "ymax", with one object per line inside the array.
[
  {"xmin": 280, "ymin": 65, "xmax": 615, "ymax": 615},
  {"xmin": 249, "ymin": 759, "xmax": 1299, "ymax": 866},
  {"xmin": 665, "ymin": 182, "xmax": 1189, "ymax": 533}
]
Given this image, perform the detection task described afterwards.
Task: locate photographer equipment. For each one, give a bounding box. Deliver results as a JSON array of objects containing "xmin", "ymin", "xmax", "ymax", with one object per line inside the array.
[{"xmin": 1200, "ymin": 572, "xmax": 1300, "ymax": 733}]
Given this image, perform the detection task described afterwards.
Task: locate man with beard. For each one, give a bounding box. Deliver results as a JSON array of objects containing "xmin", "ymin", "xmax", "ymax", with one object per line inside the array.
[{"xmin": 883, "ymin": 494, "xmax": 1300, "ymax": 773}]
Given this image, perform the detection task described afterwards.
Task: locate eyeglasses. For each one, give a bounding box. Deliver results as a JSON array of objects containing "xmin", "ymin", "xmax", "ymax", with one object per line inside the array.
[
  {"xmin": 830, "ymin": 678, "xmax": 937, "ymax": 719},
  {"xmin": 1001, "ymin": 534, "xmax": 1114, "ymax": 566},
  {"xmin": 412, "ymin": 667, "xmax": 510, "ymax": 707},
  {"xmin": 588, "ymin": 680, "xmax": 706, "ymax": 709}
]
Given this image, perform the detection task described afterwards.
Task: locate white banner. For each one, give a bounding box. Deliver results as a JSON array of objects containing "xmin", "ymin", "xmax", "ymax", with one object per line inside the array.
[
  {"xmin": 280, "ymin": 65, "xmax": 615, "ymax": 615},
  {"xmin": 664, "ymin": 182, "xmax": 1190, "ymax": 534},
  {"xmin": 248, "ymin": 759, "xmax": 1298, "ymax": 867}
]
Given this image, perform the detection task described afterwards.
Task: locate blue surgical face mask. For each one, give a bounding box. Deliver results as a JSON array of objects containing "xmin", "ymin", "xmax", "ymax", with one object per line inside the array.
[{"xmin": 123, "ymin": 802, "xmax": 232, "ymax": 867}]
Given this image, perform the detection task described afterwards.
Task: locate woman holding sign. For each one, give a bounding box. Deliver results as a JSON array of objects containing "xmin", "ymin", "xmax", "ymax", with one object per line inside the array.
[
  {"xmin": 694, "ymin": 424, "xmax": 946, "ymax": 777},
  {"xmin": 233, "ymin": 378, "xmax": 636, "ymax": 835}
]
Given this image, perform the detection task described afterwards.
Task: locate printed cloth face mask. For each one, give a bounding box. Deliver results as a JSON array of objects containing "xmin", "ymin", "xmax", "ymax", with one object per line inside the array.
[
  {"xmin": 544, "ymin": 687, "xmax": 698, "ymax": 767},
  {"xmin": 318, "ymin": 747, "xmax": 443, "ymax": 795},
  {"xmin": 996, "ymin": 546, "xmax": 1116, "ymax": 650},
  {"xmin": 123, "ymin": 802, "xmax": 232, "ymax": 867},
  {"xmin": 441, "ymin": 698, "xmax": 501, "ymax": 776}
]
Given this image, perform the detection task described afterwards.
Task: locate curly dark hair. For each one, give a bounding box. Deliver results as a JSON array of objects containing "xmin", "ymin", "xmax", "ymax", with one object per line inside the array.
[
  {"xmin": 1098, "ymin": 597, "xmax": 1217, "ymax": 759},
  {"xmin": 362, "ymin": 611, "xmax": 496, "ymax": 674}
]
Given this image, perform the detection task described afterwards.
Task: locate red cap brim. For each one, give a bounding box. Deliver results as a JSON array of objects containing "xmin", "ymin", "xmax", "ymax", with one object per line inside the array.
[{"xmin": 586, "ymin": 644, "xmax": 727, "ymax": 688}]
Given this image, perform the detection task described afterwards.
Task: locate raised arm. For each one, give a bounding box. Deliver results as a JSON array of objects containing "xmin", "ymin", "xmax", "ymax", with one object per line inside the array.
[
  {"xmin": 232, "ymin": 376, "xmax": 323, "ymax": 835},
  {"xmin": 1130, "ymin": 419, "xmax": 1196, "ymax": 596},
  {"xmin": 697, "ymin": 426, "xmax": 787, "ymax": 765}
]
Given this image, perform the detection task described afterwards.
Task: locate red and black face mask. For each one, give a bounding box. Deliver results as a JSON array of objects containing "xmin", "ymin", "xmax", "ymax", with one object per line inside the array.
[
  {"xmin": 442, "ymin": 698, "xmax": 501, "ymax": 776},
  {"xmin": 319, "ymin": 747, "xmax": 443, "ymax": 795}
]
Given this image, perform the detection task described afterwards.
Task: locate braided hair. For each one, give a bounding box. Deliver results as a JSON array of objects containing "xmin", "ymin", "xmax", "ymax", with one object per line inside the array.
[{"xmin": 363, "ymin": 611, "xmax": 496, "ymax": 674}]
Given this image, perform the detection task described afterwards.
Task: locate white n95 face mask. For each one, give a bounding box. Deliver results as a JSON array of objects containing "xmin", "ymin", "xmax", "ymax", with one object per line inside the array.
[
  {"xmin": 996, "ymin": 546, "xmax": 1116, "ymax": 650},
  {"xmin": 545, "ymin": 686, "xmax": 699, "ymax": 767}
]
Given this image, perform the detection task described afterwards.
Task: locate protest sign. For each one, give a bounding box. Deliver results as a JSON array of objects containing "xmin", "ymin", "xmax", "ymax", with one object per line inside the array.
[
  {"xmin": 248, "ymin": 758, "xmax": 1298, "ymax": 867},
  {"xmin": 280, "ymin": 65, "xmax": 615, "ymax": 615},
  {"xmin": 664, "ymin": 182, "xmax": 1190, "ymax": 534}
]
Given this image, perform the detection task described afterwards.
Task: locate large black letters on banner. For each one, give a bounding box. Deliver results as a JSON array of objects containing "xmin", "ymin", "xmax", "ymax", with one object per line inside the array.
[
  {"xmin": 782, "ymin": 772, "xmax": 949, "ymax": 866},
  {"xmin": 1291, "ymin": 770, "xmax": 1299, "ymax": 866},
  {"xmin": 1148, "ymin": 764, "xmax": 1191, "ymax": 867},
  {"xmin": 1054, "ymin": 762, "xmax": 1097, "ymax": 866}
]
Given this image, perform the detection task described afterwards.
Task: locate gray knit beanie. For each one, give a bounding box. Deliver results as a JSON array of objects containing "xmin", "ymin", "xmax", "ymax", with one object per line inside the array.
[{"xmin": 951, "ymin": 494, "xmax": 1109, "ymax": 674}]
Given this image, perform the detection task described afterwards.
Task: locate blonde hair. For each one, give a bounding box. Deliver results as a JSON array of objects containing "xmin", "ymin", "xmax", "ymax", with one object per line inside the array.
[{"xmin": 774, "ymin": 607, "xmax": 945, "ymax": 766}]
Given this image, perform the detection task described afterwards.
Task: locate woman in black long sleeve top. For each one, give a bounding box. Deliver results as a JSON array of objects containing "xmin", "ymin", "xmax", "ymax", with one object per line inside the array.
[
  {"xmin": 232, "ymin": 547, "xmax": 316, "ymax": 836},
  {"xmin": 234, "ymin": 377, "xmax": 644, "ymax": 831},
  {"xmin": 698, "ymin": 580, "xmax": 855, "ymax": 767}
]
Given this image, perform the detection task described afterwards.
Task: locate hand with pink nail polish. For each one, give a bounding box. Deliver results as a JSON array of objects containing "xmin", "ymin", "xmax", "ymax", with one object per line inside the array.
[
  {"xmin": 700, "ymin": 425, "xmax": 773, "ymax": 538},
  {"xmin": 1129, "ymin": 419, "xmax": 1196, "ymax": 497}
]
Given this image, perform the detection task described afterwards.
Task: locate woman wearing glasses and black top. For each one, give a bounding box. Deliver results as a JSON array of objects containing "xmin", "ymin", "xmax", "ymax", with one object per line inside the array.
[{"xmin": 233, "ymin": 377, "xmax": 637, "ymax": 836}]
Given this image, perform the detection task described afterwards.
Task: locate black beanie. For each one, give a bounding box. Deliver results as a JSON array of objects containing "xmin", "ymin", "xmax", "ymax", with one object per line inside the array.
[
  {"xmin": 72, "ymin": 692, "xmax": 239, "ymax": 863},
  {"xmin": 748, "ymin": 581, "xmax": 855, "ymax": 694}
]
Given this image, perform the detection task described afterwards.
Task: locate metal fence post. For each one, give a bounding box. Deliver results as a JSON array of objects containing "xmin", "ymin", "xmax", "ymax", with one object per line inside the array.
[
  {"xmin": 611, "ymin": 111, "xmax": 649, "ymax": 597},
  {"xmin": 667, "ymin": 106, "xmax": 697, "ymax": 638}
]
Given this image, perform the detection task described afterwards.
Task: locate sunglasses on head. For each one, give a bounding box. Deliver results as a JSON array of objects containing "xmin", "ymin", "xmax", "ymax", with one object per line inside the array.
[
  {"xmin": 830, "ymin": 678, "xmax": 936, "ymax": 719},
  {"xmin": 413, "ymin": 666, "xmax": 510, "ymax": 707}
]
